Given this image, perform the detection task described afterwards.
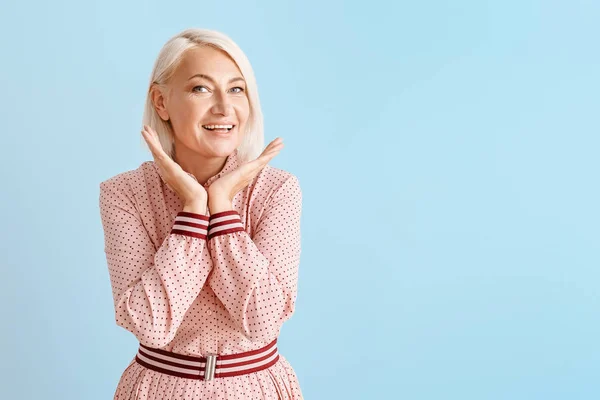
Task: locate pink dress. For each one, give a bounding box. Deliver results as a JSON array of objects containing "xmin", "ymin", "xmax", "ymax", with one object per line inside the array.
[{"xmin": 99, "ymin": 149, "xmax": 304, "ymax": 399}]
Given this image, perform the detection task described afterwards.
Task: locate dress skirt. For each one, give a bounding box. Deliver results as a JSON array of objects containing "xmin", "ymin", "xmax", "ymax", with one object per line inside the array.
[{"xmin": 113, "ymin": 353, "xmax": 304, "ymax": 400}]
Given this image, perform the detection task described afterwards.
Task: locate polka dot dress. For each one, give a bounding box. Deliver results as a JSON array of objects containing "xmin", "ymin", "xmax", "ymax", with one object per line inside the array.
[{"xmin": 99, "ymin": 149, "xmax": 304, "ymax": 399}]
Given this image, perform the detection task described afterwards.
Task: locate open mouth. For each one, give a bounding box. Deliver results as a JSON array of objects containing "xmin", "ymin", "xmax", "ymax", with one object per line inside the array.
[{"xmin": 202, "ymin": 124, "xmax": 235, "ymax": 133}]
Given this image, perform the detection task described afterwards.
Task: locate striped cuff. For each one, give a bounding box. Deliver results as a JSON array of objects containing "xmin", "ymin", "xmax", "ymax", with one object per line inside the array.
[
  {"xmin": 208, "ymin": 210, "xmax": 245, "ymax": 240},
  {"xmin": 171, "ymin": 212, "xmax": 209, "ymax": 239}
]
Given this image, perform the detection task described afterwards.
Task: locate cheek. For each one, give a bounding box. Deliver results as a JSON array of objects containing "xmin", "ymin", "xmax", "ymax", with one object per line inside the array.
[
  {"xmin": 237, "ymin": 100, "xmax": 251, "ymax": 124},
  {"xmin": 170, "ymin": 98, "xmax": 199, "ymax": 124}
]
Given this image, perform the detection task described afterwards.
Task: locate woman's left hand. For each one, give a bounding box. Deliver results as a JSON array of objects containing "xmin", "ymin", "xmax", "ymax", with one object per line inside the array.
[{"xmin": 208, "ymin": 137, "xmax": 285, "ymax": 213}]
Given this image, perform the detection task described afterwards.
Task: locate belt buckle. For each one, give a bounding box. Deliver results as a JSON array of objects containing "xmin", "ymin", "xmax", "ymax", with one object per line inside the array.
[{"xmin": 204, "ymin": 353, "xmax": 217, "ymax": 381}]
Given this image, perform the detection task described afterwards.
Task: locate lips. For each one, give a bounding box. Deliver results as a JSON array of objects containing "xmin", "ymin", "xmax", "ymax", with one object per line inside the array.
[
  {"xmin": 202, "ymin": 125, "xmax": 236, "ymax": 134},
  {"xmin": 202, "ymin": 125, "xmax": 236, "ymax": 136}
]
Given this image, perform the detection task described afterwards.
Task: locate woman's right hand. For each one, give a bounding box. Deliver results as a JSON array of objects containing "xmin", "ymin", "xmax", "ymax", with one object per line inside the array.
[{"xmin": 141, "ymin": 125, "xmax": 208, "ymax": 212}]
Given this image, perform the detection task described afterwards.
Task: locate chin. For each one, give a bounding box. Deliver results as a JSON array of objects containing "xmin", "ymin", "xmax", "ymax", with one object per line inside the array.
[{"xmin": 205, "ymin": 141, "xmax": 239, "ymax": 158}]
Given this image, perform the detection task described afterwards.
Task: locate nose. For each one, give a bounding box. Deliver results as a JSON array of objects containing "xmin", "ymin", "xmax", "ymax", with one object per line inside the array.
[{"xmin": 210, "ymin": 93, "xmax": 234, "ymax": 116}]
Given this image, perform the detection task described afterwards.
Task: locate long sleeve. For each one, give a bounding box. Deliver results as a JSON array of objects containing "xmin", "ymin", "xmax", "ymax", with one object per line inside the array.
[
  {"xmin": 206, "ymin": 175, "xmax": 302, "ymax": 342},
  {"xmin": 99, "ymin": 179, "xmax": 212, "ymax": 348}
]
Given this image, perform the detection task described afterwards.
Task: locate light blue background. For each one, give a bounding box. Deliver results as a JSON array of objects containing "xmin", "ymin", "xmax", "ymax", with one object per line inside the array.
[{"xmin": 1, "ymin": 0, "xmax": 598, "ymax": 399}]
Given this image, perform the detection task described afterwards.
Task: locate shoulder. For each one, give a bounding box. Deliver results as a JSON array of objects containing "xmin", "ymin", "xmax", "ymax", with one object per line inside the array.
[
  {"xmin": 257, "ymin": 165, "xmax": 301, "ymax": 193},
  {"xmin": 99, "ymin": 161, "xmax": 159, "ymax": 205},
  {"xmin": 251, "ymin": 165, "xmax": 302, "ymax": 209},
  {"xmin": 100, "ymin": 161, "xmax": 158, "ymax": 189}
]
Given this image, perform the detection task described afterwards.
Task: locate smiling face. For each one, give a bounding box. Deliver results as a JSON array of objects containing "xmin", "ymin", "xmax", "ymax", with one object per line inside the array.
[{"xmin": 152, "ymin": 45, "xmax": 250, "ymax": 159}]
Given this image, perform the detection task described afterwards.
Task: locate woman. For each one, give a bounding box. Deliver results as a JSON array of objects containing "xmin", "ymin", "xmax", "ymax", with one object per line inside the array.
[{"xmin": 99, "ymin": 28, "xmax": 304, "ymax": 399}]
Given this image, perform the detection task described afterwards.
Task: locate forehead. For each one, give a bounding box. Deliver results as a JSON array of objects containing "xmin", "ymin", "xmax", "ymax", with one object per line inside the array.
[{"xmin": 175, "ymin": 46, "xmax": 242, "ymax": 81}]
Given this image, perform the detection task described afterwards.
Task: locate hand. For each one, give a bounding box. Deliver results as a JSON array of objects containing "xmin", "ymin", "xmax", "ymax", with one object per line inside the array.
[
  {"xmin": 141, "ymin": 125, "xmax": 208, "ymax": 208},
  {"xmin": 208, "ymin": 137, "xmax": 285, "ymax": 209}
]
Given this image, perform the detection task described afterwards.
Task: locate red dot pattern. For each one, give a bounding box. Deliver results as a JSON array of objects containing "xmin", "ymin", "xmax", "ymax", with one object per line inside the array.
[{"xmin": 99, "ymin": 150, "xmax": 304, "ymax": 399}]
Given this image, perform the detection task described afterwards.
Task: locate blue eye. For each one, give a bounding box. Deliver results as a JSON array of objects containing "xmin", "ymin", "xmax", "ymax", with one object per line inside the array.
[{"xmin": 192, "ymin": 85, "xmax": 245, "ymax": 94}]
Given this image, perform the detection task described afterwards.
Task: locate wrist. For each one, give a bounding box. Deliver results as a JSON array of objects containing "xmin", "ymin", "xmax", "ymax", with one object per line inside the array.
[
  {"xmin": 183, "ymin": 200, "xmax": 207, "ymax": 215},
  {"xmin": 208, "ymin": 195, "xmax": 233, "ymax": 214}
]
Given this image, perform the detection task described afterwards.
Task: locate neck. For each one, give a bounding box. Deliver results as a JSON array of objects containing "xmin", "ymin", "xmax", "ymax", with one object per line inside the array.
[{"xmin": 172, "ymin": 140, "xmax": 228, "ymax": 186}]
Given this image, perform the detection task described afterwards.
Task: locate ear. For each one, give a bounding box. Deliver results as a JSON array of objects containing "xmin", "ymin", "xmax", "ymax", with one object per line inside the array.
[{"xmin": 150, "ymin": 85, "xmax": 170, "ymax": 121}]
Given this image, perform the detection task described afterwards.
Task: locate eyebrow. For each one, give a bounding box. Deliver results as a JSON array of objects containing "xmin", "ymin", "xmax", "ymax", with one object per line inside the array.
[{"xmin": 188, "ymin": 74, "xmax": 246, "ymax": 85}]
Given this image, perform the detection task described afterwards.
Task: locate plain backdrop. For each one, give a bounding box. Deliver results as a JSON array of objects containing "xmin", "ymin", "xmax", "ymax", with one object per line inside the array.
[{"xmin": 1, "ymin": 1, "xmax": 599, "ymax": 399}]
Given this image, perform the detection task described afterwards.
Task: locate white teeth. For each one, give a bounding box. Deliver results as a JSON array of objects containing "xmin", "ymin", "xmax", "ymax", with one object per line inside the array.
[{"xmin": 203, "ymin": 125, "xmax": 233, "ymax": 130}]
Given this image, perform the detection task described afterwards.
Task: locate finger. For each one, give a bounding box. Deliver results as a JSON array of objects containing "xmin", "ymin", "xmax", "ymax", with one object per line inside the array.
[
  {"xmin": 263, "ymin": 137, "xmax": 284, "ymax": 154},
  {"xmin": 143, "ymin": 125, "xmax": 175, "ymax": 165},
  {"xmin": 143, "ymin": 125, "xmax": 164, "ymax": 151},
  {"xmin": 259, "ymin": 142, "xmax": 284, "ymax": 162},
  {"xmin": 142, "ymin": 127, "xmax": 185, "ymax": 184},
  {"xmin": 259, "ymin": 139, "xmax": 284, "ymax": 159},
  {"xmin": 240, "ymin": 147, "xmax": 281, "ymax": 179},
  {"xmin": 258, "ymin": 137, "xmax": 282, "ymax": 156},
  {"xmin": 242, "ymin": 143, "xmax": 282, "ymax": 173},
  {"xmin": 141, "ymin": 130, "xmax": 161, "ymax": 161},
  {"xmin": 239, "ymin": 145, "xmax": 281, "ymax": 176},
  {"xmin": 141, "ymin": 126, "xmax": 162, "ymax": 157}
]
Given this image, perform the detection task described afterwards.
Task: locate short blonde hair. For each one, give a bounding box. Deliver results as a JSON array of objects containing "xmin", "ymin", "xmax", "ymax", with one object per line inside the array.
[{"xmin": 142, "ymin": 28, "xmax": 264, "ymax": 163}]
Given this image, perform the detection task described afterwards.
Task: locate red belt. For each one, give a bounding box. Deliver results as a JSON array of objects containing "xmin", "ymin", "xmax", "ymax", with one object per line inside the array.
[{"xmin": 134, "ymin": 339, "xmax": 279, "ymax": 381}]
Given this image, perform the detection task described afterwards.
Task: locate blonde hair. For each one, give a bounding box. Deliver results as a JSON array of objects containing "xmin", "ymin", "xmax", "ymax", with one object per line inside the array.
[{"xmin": 142, "ymin": 28, "xmax": 264, "ymax": 163}]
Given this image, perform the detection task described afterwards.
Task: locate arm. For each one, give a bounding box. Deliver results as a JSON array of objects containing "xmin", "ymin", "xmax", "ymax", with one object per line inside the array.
[
  {"xmin": 206, "ymin": 175, "xmax": 302, "ymax": 342},
  {"xmin": 99, "ymin": 178, "xmax": 212, "ymax": 348}
]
